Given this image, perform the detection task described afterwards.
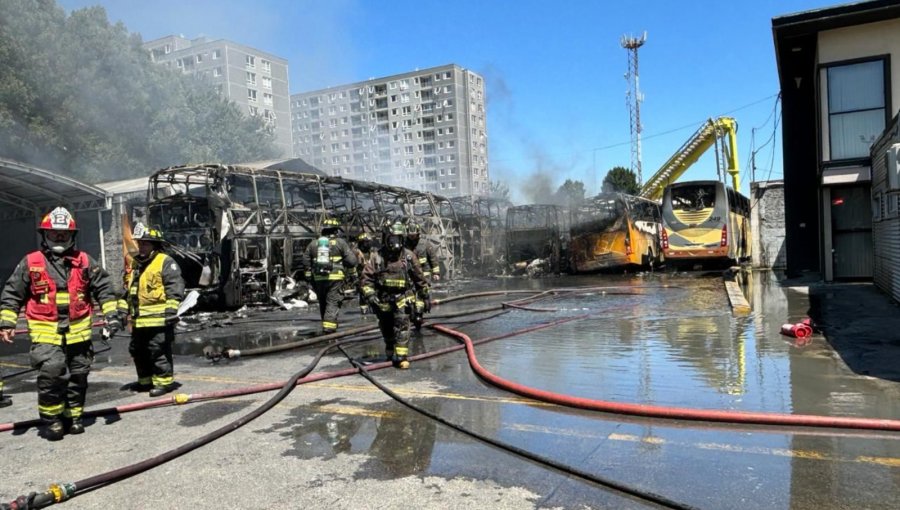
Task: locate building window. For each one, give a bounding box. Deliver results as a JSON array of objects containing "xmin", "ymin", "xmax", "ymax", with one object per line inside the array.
[
  {"xmin": 246, "ymin": 72, "xmax": 256, "ymax": 85},
  {"xmin": 262, "ymin": 77, "xmax": 272, "ymax": 89},
  {"xmin": 262, "ymin": 59, "xmax": 271, "ymax": 73},
  {"xmin": 826, "ymin": 59, "xmax": 886, "ymax": 160},
  {"xmin": 246, "ymin": 55, "xmax": 256, "ymax": 68},
  {"xmin": 248, "ymin": 89, "xmax": 257, "ymax": 101},
  {"xmin": 213, "ymin": 67, "xmax": 222, "ymax": 77},
  {"xmin": 212, "ymin": 49, "xmax": 221, "ymax": 59}
]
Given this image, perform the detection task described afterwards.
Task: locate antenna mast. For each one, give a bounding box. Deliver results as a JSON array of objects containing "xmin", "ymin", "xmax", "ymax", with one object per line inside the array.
[{"xmin": 622, "ymin": 32, "xmax": 647, "ymax": 186}]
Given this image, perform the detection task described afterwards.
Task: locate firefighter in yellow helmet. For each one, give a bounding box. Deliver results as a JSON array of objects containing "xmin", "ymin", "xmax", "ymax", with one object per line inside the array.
[
  {"xmin": 119, "ymin": 223, "xmax": 184, "ymax": 397},
  {"xmin": 298, "ymin": 217, "xmax": 358, "ymax": 335},
  {"xmin": 0, "ymin": 207, "xmax": 119, "ymax": 440},
  {"xmin": 360, "ymin": 221, "xmax": 429, "ymax": 369}
]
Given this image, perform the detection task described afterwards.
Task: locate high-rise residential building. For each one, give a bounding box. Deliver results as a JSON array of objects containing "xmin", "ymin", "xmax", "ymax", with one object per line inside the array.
[
  {"xmin": 290, "ymin": 64, "xmax": 489, "ymax": 197},
  {"xmin": 143, "ymin": 35, "xmax": 293, "ymax": 157}
]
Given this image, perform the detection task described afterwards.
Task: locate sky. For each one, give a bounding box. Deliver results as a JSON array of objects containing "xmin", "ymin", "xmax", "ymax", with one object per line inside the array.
[{"xmin": 60, "ymin": 0, "xmax": 837, "ymax": 202}]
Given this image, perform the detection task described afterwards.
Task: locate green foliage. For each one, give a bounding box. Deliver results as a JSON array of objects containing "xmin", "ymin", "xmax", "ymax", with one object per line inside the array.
[
  {"xmin": 0, "ymin": 0, "xmax": 280, "ymax": 182},
  {"xmin": 602, "ymin": 166, "xmax": 640, "ymax": 195},
  {"xmin": 553, "ymin": 179, "xmax": 585, "ymax": 207}
]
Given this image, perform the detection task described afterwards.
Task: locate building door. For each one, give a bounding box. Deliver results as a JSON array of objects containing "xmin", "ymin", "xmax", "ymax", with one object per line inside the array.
[{"xmin": 830, "ymin": 185, "xmax": 873, "ymax": 279}]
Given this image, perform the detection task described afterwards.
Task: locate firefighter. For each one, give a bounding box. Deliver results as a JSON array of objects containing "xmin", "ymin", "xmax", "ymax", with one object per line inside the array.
[
  {"xmin": 404, "ymin": 222, "xmax": 440, "ymax": 328},
  {"xmin": 0, "ymin": 207, "xmax": 119, "ymax": 439},
  {"xmin": 299, "ymin": 217, "xmax": 358, "ymax": 335},
  {"xmin": 360, "ymin": 222, "xmax": 429, "ymax": 369},
  {"xmin": 353, "ymin": 232, "xmax": 375, "ymax": 315},
  {"xmin": 120, "ymin": 223, "xmax": 185, "ymax": 397}
]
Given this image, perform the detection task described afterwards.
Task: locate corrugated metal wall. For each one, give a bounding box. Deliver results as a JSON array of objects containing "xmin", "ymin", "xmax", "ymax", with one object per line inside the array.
[{"xmin": 871, "ymin": 114, "xmax": 900, "ymax": 303}]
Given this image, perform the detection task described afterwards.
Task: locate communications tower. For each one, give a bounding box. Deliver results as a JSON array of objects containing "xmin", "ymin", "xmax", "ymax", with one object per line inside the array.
[{"xmin": 622, "ymin": 32, "xmax": 647, "ymax": 186}]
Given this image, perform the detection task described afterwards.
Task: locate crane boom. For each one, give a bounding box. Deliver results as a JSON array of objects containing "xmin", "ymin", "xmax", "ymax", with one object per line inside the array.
[{"xmin": 638, "ymin": 117, "xmax": 740, "ymax": 201}]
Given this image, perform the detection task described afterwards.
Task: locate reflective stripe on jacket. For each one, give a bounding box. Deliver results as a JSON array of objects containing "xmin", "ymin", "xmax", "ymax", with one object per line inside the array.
[{"xmin": 127, "ymin": 252, "xmax": 183, "ymax": 328}]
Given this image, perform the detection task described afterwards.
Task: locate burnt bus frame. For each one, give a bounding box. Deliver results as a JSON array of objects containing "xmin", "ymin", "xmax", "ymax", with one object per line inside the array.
[{"xmin": 147, "ymin": 163, "xmax": 461, "ymax": 308}]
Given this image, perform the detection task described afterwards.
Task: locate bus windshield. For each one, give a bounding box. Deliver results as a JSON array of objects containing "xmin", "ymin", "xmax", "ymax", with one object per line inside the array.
[{"xmin": 670, "ymin": 184, "xmax": 717, "ymax": 211}]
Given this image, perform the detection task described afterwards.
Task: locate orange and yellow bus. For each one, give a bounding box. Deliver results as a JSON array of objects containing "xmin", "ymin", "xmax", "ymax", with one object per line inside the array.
[
  {"xmin": 569, "ymin": 193, "xmax": 663, "ymax": 272},
  {"xmin": 660, "ymin": 180, "xmax": 750, "ymax": 267}
]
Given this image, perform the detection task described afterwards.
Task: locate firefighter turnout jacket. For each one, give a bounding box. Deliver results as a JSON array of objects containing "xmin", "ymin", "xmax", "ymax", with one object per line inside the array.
[
  {"xmin": 413, "ymin": 242, "xmax": 441, "ymax": 279},
  {"xmin": 121, "ymin": 251, "xmax": 185, "ymax": 328},
  {"xmin": 0, "ymin": 250, "xmax": 118, "ymax": 344},
  {"xmin": 360, "ymin": 247, "xmax": 429, "ymax": 311},
  {"xmin": 300, "ymin": 235, "xmax": 358, "ymax": 283}
]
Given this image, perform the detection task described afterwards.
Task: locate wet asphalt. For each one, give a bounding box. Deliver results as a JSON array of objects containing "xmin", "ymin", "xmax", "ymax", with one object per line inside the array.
[{"xmin": 1, "ymin": 270, "xmax": 900, "ymax": 509}]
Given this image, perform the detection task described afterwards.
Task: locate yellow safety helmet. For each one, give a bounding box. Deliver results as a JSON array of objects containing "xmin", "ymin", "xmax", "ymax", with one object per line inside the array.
[{"xmin": 133, "ymin": 222, "xmax": 165, "ymax": 242}]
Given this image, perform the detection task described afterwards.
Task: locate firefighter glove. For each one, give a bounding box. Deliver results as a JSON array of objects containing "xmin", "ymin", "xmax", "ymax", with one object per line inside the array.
[
  {"xmin": 367, "ymin": 294, "xmax": 381, "ymax": 307},
  {"xmin": 105, "ymin": 315, "xmax": 122, "ymax": 337}
]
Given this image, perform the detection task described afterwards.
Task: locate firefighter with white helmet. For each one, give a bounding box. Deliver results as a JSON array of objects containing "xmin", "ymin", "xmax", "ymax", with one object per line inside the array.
[
  {"xmin": 118, "ymin": 222, "xmax": 185, "ymax": 397},
  {"xmin": 0, "ymin": 207, "xmax": 119, "ymax": 439}
]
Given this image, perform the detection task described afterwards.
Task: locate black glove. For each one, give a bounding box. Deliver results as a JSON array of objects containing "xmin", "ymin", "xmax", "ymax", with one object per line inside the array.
[
  {"xmin": 106, "ymin": 315, "xmax": 123, "ymax": 337},
  {"xmin": 423, "ymin": 297, "xmax": 432, "ymax": 314}
]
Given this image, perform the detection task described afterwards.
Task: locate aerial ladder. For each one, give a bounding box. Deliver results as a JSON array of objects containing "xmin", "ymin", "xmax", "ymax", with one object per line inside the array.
[{"xmin": 638, "ymin": 116, "xmax": 740, "ymax": 201}]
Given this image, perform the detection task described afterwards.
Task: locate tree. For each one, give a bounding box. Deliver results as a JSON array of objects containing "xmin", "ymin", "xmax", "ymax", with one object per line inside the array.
[
  {"xmin": 602, "ymin": 166, "xmax": 640, "ymax": 195},
  {"xmin": 553, "ymin": 179, "xmax": 585, "ymax": 208},
  {"xmin": 0, "ymin": 0, "xmax": 280, "ymax": 182},
  {"xmin": 489, "ymin": 180, "xmax": 510, "ymax": 201}
]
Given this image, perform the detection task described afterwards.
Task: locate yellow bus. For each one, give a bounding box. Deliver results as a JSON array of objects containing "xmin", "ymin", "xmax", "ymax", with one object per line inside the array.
[
  {"xmin": 660, "ymin": 180, "xmax": 750, "ymax": 267},
  {"xmin": 569, "ymin": 193, "xmax": 663, "ymax": 272}
]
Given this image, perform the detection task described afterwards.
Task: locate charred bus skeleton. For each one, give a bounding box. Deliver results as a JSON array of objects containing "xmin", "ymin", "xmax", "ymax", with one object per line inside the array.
[
  {"xmin": 505, "ymin": 204, "xmax": 570, "ymax": 275},
  {"xmin": 146, "ymin": 163, "xmax": 460, "ymax": 307},
  {"xmin": 451, "ymin": 196, "xmax": 510, "ymax": 275}
]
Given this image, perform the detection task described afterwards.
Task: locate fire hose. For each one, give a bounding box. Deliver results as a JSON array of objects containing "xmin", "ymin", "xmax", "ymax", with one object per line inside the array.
[{"xmin": 431, "ymin": 323, "xmax": 900, "ymax": 432}]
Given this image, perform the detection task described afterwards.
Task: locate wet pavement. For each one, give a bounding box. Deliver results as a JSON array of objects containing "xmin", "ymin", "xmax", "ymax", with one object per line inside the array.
[{"xmin": 1, "ymin": 270, "xmax": 900, "ymax": 509}]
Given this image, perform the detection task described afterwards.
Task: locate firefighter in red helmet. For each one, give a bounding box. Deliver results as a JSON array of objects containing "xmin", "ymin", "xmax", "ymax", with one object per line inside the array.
[{"xmin": 0, "ymin": 207, "xmax": 119, "ymax": 440}]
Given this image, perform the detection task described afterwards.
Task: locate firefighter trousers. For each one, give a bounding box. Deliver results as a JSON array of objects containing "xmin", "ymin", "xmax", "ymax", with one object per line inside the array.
[
  {"xmin": 29, "ymin": 341, "xmax": 93, "ymax": 421},
  {"xmin": 129, "ymin": 326, "xmax": 175, "ymax": 389},
  {"xmin": 374, "ymin": 303, "xmax": 410, "ymax": 358},
  {"xmin": 314, "ymin": 280, "xmax": 345, "ymax": 333}
]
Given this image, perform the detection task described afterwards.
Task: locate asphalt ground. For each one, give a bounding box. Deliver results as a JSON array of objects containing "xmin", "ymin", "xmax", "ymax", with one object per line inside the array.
[{"xmin": 1, "ymin": 271, "xmax": 899, "ymax": 509}]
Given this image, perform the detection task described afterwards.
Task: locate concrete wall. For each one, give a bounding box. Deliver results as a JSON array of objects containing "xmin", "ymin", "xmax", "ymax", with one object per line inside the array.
[{"xmin": 750, "ymin": 181, "xmax": 786, "ymax": 269}]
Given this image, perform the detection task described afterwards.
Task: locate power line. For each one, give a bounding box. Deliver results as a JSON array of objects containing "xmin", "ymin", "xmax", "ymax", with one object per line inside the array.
[{"xmin": 490, "ymin": 92, "xmax": 780, "ymax": 165}]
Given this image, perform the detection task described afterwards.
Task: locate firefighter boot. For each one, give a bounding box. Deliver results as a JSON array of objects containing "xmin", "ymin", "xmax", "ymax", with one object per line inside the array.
[
  {"xmin": 68, "ymin": 417, "xmax": 85, "ymax": 435},
  {"xmin": 43, "ymin": 418, "xmax": 64, "ymax": 441},
  {"xmin": 150, "ymin": 385, "xmax": 175, "ymax": 397},
  {"xmin": 0, "ymin": 393, "xmax": 11, "ymax": 408},
  {"xmin": 392, "ymin": 354, "xmax": 410, "ymax": 370}
]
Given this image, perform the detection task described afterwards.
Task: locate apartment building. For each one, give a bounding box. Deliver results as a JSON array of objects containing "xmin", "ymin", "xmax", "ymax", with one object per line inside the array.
[
  {"xmin": 290, "ymin": 64, "xmax": 489, "ymax": 197},
  {"xmin": 143, "ymin": 35, "xmax": 293, "ymax": 157}
]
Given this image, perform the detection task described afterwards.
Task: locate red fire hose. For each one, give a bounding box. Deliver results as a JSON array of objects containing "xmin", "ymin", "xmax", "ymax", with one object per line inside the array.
[{"xmin": 431, "ymin": 323, "xmax": 900, "ymax": 432}]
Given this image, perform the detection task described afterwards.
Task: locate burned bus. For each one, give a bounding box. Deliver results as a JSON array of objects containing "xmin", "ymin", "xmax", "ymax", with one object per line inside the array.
[
  {"xmin": 451, "ymin": 196, "xmax": 510, "ymax": 275},
  {"xmin": 569, "ymin": 193, "xmax": 663, "ymax": 272},
  {"xmin": 505, "ymin": 204, "xmax": 570, "ymax": 275},
  {"xmin": 146, "ymin": 163, "xmax": 461, "ymax": 307}
]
